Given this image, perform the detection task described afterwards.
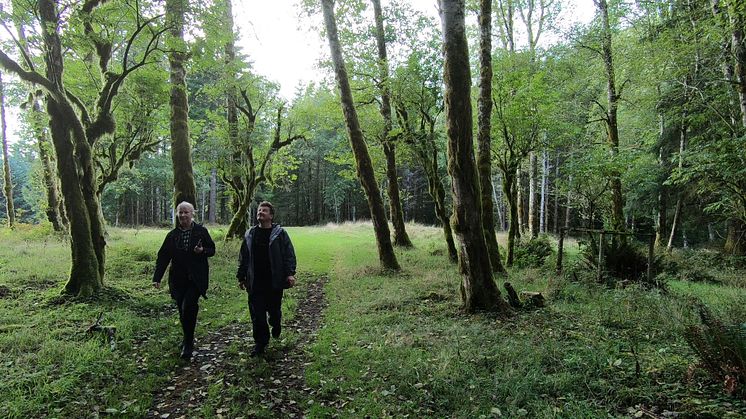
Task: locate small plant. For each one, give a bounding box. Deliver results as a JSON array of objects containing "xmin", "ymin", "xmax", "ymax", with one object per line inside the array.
[
  {"xmin": 684, "ymin": 303, "xmax": 746, "ymax": 398},
  {"xmin": 512, "ymin": 235, "xmax": 553, "ymax": 269}
]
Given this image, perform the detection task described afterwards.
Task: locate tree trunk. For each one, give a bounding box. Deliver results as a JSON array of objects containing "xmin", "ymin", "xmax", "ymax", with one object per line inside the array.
[
  {"xmin": 516, "ymin": 167, "xmax": 525, "ymax": 236},
  {"xmin": 440, "ymin": 0, "xmax": 509, "ymax": 313},
  {"xmin": 227, "ymin": 184, "xmax": 255, "ymax": 238},
  {"xmin": 727, "ymin": 3, "xmax": 746, "ymax": 127},
  {"xmin": 477, "ymin": 0, "xmax": 505, "ymax": 274},
  {"xmin": 724, "ymin": 219, "xmax": 746, "ymax": 255},
  {"xmin": 667, "ymin": 111, "xmax": 687, "ymax": 252},
  {"xmin": 502, "ymin": 170, "xmax": 518, "ymax": 266},
  {"xmin": 596, "ymin": 0, "xmax": 625, "ymax": 234},
  {"xmin": 372, "ymin": 0, "xmax": 412, "ymax": 248},
  {"xmin": 528, "ymin": 151, "xmax": 537, "ymax": 238},
  {"xmin": 321, "ymin": 0, "xmax": 399, "ymax": 271},
  {"xmin": 209, "ymin": 168, "xmax": 217, "ymax": 223},
  {"xmin": 37, "ymin": 0, "xmax": 105, "ymax": 295},
  {"xmin": 655, "ymin": 109, "xmax": 667, "ymax": 248},
  {"xmin": 0, "ymin": 72, "xmax": 14, "ymax": 227},
  {"xmin": 553, "ymin": 153, "xmax": 559, "ymax": 234},
  {"xmin": 167, "ymin": 0, "xmax": 197, "ymax": 208},
  {"xmin": 423, "ymin": 148, "xmax": 458, "ymax": 262}
]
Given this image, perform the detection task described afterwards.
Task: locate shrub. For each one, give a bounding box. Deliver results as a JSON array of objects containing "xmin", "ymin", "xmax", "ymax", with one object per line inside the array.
[
  {"xmin": 578, "ymin": 236, "xmax": 660, "ymax": 287},
  {"xmin": 513, "ymin": 235, "xmax": 553, "ymax": 269},
  {"xmin": 684, "ymin": 303, "xmax": 746, "ymax": 398}
]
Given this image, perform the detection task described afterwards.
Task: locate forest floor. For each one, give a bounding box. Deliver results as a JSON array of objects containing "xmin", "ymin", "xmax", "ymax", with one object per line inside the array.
[
  {"xmin": 146, "ymin": 276, "xmax": 327, "ymax": 419},
  {"xmin": 1, "ymin": 223, "xmax": 745, "ymax": 418}
]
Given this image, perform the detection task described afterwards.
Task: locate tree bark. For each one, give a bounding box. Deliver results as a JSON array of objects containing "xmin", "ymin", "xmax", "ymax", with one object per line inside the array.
[
  {"xmin": 209, "ymin": 168, "xmax": 217, "ymax": 223},
  {"xmin": 655, "ymin": 112, "xmax": 668, "ymax": 248},
  {"xmin": 528, "ymin": 151, "xmax": 538, "ymax": 238},
  {"xmin": 477, "ymin": 0, "xmax": 505, "ymax": 274},
  {"xmin": 503, "ymin": 169, "xmax": 519, "ymax": 266},
  {"xmin": 726, "ymin": 3, "xmax": 746, "ymax": 127},
  {"xmin": 667, "ymin": 116, "xmax": 687, "ymax": 252},
  {"xmin": 596, "ymin": 0, "xmax": 625, "ymax": 234},
  {"xmin": 516, "ymin": 167, "xmax": 525, "ymax": 235},
  {"xmin": 440, "ymin": 0, "xmax": 509, "ymax": 313},
  {"xmin": 36, "ymin": 104, "xmax": 67, "ymax": 231},
  {"xmin": 424, "ymin": 146, "xmax": 458, "ymax": 262},
  {"xmin": 372, "ymin": 0, "xmax": 412, "ymax": 248},
  {"xmin": 540, "ymin": 150, "xmax": 547, "ymax": 234},
  {"xmin": 167, "ymin": 0, "xmax": 197, "ymax": 208},
  {"xmin": 321, "ymin": 0, "xmax": 400, "ymax": 271},
  {"xmin": 0, "ymin": 72, "xmax": 14, "ymax": 227},
  {"xmin": 724, "ymin": 218, "xmax": 746, "ymax": 255}
]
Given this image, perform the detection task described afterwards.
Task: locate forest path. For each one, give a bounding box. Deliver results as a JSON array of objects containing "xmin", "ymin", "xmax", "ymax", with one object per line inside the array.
[{"xmin": 146, "ymin": 275, "xmax": 328, "ymax": 418}]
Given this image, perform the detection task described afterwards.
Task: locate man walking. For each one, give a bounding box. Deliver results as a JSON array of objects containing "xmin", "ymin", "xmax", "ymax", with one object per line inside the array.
[
  {"xmin": 153, "ymin": 201, "xmax": 216, "ymax": 359},
  {"xmin": 237, "ymin": 201, "xmax": 297, "ymax": 357}
]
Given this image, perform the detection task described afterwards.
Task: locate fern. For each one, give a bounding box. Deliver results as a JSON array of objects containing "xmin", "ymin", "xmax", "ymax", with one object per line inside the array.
[{"xmin": 685, "ymin": 304, "xmax": 746, "ymax": 398}]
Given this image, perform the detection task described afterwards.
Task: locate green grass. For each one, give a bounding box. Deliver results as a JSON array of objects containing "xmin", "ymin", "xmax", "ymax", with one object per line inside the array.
[{"xmin": 1, "ymin": 223, "xmax": 745, "ymax": 418}]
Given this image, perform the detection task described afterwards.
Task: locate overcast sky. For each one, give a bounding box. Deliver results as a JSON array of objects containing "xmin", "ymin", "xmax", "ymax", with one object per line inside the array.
[
  {"xmin": 4, "ymin": 0, "xmax": 595, "ymax": 144},
  {"xmin": 235, "ymin": 0, "xmax": 595, "ymax": 99}
]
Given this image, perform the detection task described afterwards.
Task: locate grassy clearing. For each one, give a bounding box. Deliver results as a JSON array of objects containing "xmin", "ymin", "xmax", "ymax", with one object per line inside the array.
[{"xmin": 0, "ymin": 222, "xmax": 745, "ymax": 417}]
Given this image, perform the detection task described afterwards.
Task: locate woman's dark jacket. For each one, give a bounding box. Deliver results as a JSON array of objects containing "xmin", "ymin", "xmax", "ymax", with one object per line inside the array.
[
  {"xmin": 236, "ymin": 223, "xmax": 296, "ymax": 292},
  {"xmin": 153, "ymin": 223, "xmax": 216, "ymax": 298}
]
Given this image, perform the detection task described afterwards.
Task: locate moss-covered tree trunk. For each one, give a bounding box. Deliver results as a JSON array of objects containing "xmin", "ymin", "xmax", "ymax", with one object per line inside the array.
[
  {"xmin": 596, "ymin": 0, "xmax": 625, "ymax": 234},
  {"xmin": 423, "ymin": 147, "xmax": 458, "ymax": 262},
  {"xmin": 372, "ymin": 0, "xmax": 412, "ymax": 248},
  {"xmin": 321, "ymin": 0, "xmax": 399, "ymax": 271},
  {"xmin": 724, "ymin": 219, "xmax": 746, "ymax": 255},
  {"xmin": 33, "ymin": 98, "xmax": 67, "ymax": 231},
  {"xmin": 0, "ymin": 72, "xmax": 14, "ymax": 227},
  {"xmin": 167, "ymin": 0, "xmax": 196, "ymax": 208},
  {"xmin": 476, "ymin": 0, "xmax": 505, "ymax": 274},
  {"xmin": 502, "ymin": 169, "xmax": 518, "ymax": 266},
  {"xmin": 440, "ymin": 0, "xmax": 509, "ymax": 313},
  {"xmin": 226, "ymin": 181, "xmax": 256, "ymax": 238}
]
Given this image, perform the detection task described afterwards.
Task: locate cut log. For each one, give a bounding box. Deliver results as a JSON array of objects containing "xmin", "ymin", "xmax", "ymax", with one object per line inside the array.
[{"xmin": 519, "ymin": 291, "xmax": 545, "ymax": 308}]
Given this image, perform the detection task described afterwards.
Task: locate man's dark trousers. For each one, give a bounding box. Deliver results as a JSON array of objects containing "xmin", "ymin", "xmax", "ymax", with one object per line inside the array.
[
  {"xmin": 249, "ymin": 289, "xmax": 283, "ymax": 347},
  {"xmin": 172, "ymin": 278, "xmax": 200, "ymax": 349}
]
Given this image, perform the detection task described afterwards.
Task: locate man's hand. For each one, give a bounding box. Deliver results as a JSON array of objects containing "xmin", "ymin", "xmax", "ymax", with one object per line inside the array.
[
  {"xmin": 153, "ymin": 281, "xmax": 161, "ymax": 289},
  {"xmin": 287, "ymin": 275, "xmax": 296, "ymax": 288},
  {"xmin": 194, "ymin": 239, "xmax": 203, "ymax": 254},
  {"xmin": 238, "ymin": 281, "xmax": 247, "ymax": 290}
]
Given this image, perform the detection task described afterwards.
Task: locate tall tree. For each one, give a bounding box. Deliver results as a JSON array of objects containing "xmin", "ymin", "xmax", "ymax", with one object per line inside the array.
[
  {"xmin": 166, "ymin": 0, "xmax": 197, "ymax": 208},
  {"xmin": 0, "ymin": 0, "xmax": 165, "ymax": 295},
  {"xmin": 440, "ymin": 0, "xmax": 509, "ymax": 312},
  {"xmin": 594, "ymin": 0, "xmax": 625, "ymax": 234},
  {"xmin": 321, "ymin": 0, "xmax": 400, "ymax": 271},
  {"xmin": 13, "ymin": 20, "xmax": 66, "ymax": 230},
  {"xmin": 0, "ymin": 72, "xmax": 13, "ymax": 227},
  {"xmin": 476, "ymin": 0, "xmax": 506, "ymax": 273},
  {"xmin": 371, "ymin": 0, "xmax": 412, "ymax": 248}
]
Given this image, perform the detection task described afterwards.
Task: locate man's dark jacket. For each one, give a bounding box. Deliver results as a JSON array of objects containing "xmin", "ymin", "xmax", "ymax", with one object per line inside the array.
[
  {"xmin": 237, "ymin": 223, "xmax": 296, "ymax": 292},
  {"xmin": 153, "ymin": 223, "xmax": 216, "ymax": 298}
]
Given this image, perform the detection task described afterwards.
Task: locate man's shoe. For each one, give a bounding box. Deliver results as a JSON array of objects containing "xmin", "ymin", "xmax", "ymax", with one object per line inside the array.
[
  {"xmin": 271, "ymin": 324, "xmax": 281, "ymax": 339},
  {"xmin": 250, "ymin": 345, "xmax": 265, "ymax": 357}
]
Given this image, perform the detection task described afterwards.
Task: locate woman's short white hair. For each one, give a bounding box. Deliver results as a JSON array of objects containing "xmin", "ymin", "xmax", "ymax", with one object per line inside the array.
[{"xmin": 177, "ymin": 201, "xmax": 195, "ymax": 213}]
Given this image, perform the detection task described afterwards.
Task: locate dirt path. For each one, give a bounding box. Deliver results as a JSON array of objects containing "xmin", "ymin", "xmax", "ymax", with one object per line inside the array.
[{"xmin": 146, "ymin": 275, "xmax": 327, "ymax": 418}]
